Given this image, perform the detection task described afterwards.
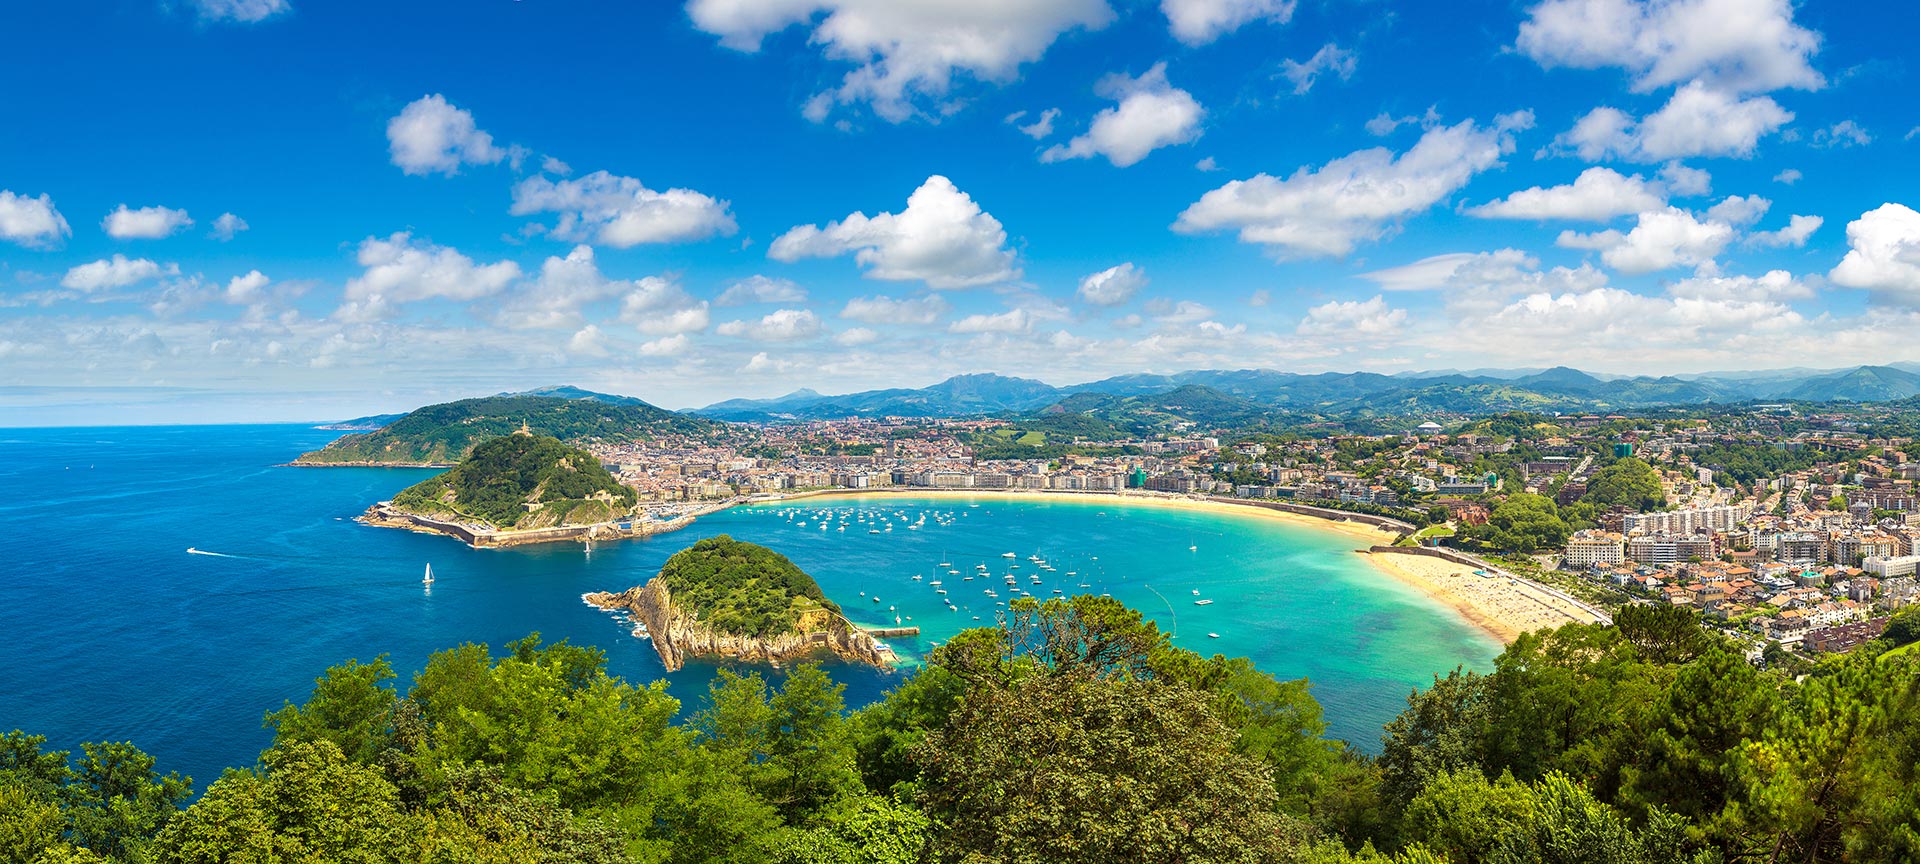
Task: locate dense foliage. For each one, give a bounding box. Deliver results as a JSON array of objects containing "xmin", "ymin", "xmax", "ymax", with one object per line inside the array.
[
  {"xmin": 1467, "ymin": 493, "xmax": 1571, "ymax": 553},
  {"xmin": 390, "ymin": 433, "xmax": 637, "ymax": 529},
  {"xmin": 1581, "ymin": 457, "xmax": 1666, "ymax": 511},
  {"xmin": 657, "ymin": 536, "xmax": 842, "ymax": 638},
  {"xmin": 297, "ymin": 395, "xmax": 713, "ymax": 464},
  {"xmin": 7, "ymin": 597, "xmax": 1919, "ymax": 863}
]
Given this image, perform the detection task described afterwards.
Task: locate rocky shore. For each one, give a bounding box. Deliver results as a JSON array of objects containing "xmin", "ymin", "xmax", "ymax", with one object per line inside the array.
[
  {"xmin": 583, "ymin": 578, "xmax": 895, "ymax": 671},
  {"xmin": 359, "ymin": 502, "xmax": 692, "ymax": 548}
]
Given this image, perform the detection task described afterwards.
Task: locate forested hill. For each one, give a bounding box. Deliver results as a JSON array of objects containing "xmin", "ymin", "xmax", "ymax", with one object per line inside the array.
[
  {"xmin": 656, "ymin": 535, "xmax": 841, "ymax": 638},
  {"xmin": 11, "ymin": 601, "xmax": 1919, "ymax": 862},
  {"xmin": 387, "ymin": 433, "xmax": 636, "ymax": 530},
  {"xmin": 295, "ymin": 393, "xmax": 714, "ymax": 465}
]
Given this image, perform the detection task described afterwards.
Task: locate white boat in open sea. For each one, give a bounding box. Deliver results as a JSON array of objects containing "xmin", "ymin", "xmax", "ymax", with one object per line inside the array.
[{"xmin": 422, "ymin": 563, "xmax": 435, "ymax": 586}]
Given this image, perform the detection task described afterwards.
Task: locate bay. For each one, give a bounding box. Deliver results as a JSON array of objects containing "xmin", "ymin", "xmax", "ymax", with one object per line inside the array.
[{"xmin": 0, "ymin": 424, "xmax": 1498, "ymax": 789}]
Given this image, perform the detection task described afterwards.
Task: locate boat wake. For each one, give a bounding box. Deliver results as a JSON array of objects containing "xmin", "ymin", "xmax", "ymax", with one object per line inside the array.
[{"xmin": 185, "ymin": 547, "xmax": 243, "ymax": 559}]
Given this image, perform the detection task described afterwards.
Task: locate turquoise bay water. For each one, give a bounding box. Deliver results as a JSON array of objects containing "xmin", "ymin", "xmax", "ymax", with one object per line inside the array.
[{"xmin": 0, "ymin": 425, "xmax": 1497, "ymax": 789}]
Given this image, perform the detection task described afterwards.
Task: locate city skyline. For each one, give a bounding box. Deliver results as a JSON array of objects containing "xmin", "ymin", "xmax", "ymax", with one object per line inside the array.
[{"xmin": 5, "ymin": 0, "xmax": 1920, "ymax": 424}]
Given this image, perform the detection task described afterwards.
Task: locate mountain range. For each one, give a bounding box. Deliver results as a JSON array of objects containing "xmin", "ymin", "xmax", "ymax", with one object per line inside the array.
[{"xmin": 688, "ymin": 365, "xmax": 1920, "ymax": 422}]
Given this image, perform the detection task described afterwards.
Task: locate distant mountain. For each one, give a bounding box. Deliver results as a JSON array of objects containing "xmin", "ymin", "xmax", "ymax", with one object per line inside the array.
[
  {"xmin": 315, "ymin": 412, "xmax": 404, "ymax": 431},
  {"xmin": 1040, "ymin": 384, "xmax": 1274, "ymax": 433},
  {"xmin": 689, "ymin": 364, "xmax": 1920, "ymax": 423},
  {"xmin": 1781, "ymin": 366, "xmax": 1920, "ymax": 402},
  {"xmin": 296, "ymin": 391, "xmax": 714, "ymax": 465},
  {"xmin": 497, "ymin": 385, "xmax": 655, "ymax": 406},
  {"xmin": 692, "ymin": 374, "xmax": 1061, "ymax": 420}
]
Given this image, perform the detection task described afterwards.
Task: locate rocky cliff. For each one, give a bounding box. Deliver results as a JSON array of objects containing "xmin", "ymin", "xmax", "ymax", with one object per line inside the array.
[{"xmin": 583, "ymin": 577, "xmax": 894, "ymax": 671}]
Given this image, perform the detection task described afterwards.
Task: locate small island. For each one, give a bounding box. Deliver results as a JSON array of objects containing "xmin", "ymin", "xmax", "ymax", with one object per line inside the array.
[
  {"xmin": 584, "ymin": 536, "xmax": 897, "ymax": 671},
  {"xmin": 362, "ymin": 431, "xmax": 679, "ymax": 547}
]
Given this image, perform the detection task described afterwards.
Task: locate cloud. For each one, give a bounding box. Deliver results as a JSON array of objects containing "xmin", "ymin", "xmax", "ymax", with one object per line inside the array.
[
  {"xmin": 61, "ymin": 255, "xmax": 170, "ymax": 292},
  {"xmin": 1041, "ymin": 63, "xmax": 1203, "ymax": 168},
  {"xmin": 835, "ymin": 327, "xmax": 880, "ymax": 346},
  {"xmin": 0, "ymin": 190, "xmax": 71, "ymax": 249},
  {"xmin": 386, "ymin": 95, "xmax": 507, "ymax": 176},
  {"xmin": 1076, "ymin": 263, "xmax": 1147, "ymax": 306},
  {"xmin": 1516, "ymin": 0, "xmax": 1823, "ymax": 94},
  {"xmin": 510, "ymin": 170, "xmax": 737, "ymax": 247},
  {"xmin": 210, "ymin": 212, "xmax": 249, "ymax": 241},
  {"xmin": 1557, "ymin": 206, "xmax": 1734, "ymax": 273},
  {"xmin": 717, "ymin": 275, "xmax": 808, "ymax": 306},
  {"xmin": 541, "ymin": 156, "xmax": 572, "ymax": 176},
  {"xmin": 717, "ymin": 308, "xmax": 824, "ymax": 341},
  {"xmin": 770, "ymin": 175, "xmax": 1019, "ymax": 288},
  {"xmin": 1658, "ymin": 161, "xmax": 1711, "ymax": 196},
  {"xmin": 1666, "ymin": 269, "xmax": 1811, "ymax": 302},
  {"xmin": 566, "ymin": 325, "xmax": 613, "ymax": 358},
  {"xmin": 1175, "ymin": 115, "xmax": 1530, "ymax": 258},
  {"xmin": 490, "ymin": 245, "xmax": 634, "ymax": 330},
  {"xmin": 191, "ymin": 0, "xmax": 290, "ymax": 23},
  {"xmin": 949, "ymin": 308, "xmax": 1036, "ymax": 334},
  {"xmin": 1163, "ymin": 0, "xmax": 1295, "ymax": 46},
  {"xmin": 1365, "ymin": 105, "xmax": 1441, "ymax": 137},
  {"xmin": 1467, "ymin": 167, "xmax": 1666, "ymax": 221},
  {"xmin": 1553, "ymin": 82, "xmax": 1791, "ymax": 161},
  {"xmin": 839, "ymin": 294, "xmax": 948, "ymax": 325},
  {"xmin": 639, "ymin": 333, "xmax": 692, "ymax": 357},
  {"xmin": 687, "ymin": 0, "xmax": 1114, "ymax": 122},
  {"xmin": 224, "ymin": 270, "xmax": 271, "ymax": 304},
  {"xmin": 1195, "ymin": 156, "xmax": 1219, "ymax": 171},
  {"xmin": 1702, "ymin": 194, "xmax": 1770, "ymax": 227},
  {"xmin": 1772, "ymin": 168, "xmax": 1801, "ymax": 185},
  {"xmin": 1296, "ymin": 295, "xmax": 1406, "ymax": 336},
  {"xmin": 1829, "ymin": 203, "xmax": 1920, "ymax": 304},
  {"xmin": 102, "ymin": 204, "xmax": 193, "ymax": 240},
  {"xmin": 1146, "ymin": 298, "xmax": 1214, "ymax": 323},
  {"xmin": 618, "ymin": 278, "xmax": 711, "ymax": 336},
  {"xmin": 1008, "ymin": 108, "xmax": 1061, "ymax": 139},
  {"xmin": 1746, "ymin": 214, "xmax": 1822, "ymax": 248},
  {"xmin": 1279, "ymin": 43, "xmax": 1356, "ymax": 95},
  {"xmin": 337, "ymin": 233, "xmax": 520, "ymax": 320},
  {"xmin": 1811, "ymin": 120, "xmax": 1872, "ymax": 149}
]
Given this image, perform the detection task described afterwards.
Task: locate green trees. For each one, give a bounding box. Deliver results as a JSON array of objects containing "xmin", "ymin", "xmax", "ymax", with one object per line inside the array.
[
  {"xmin": 390, "ymin": 432, "xmax": 638, "ymax": 529},
  {"xmin": 1883, "ymin": 606, "xmax": 1920, "ymax": 647},
  {"xmin": 1480, "ymin": 494, "xmax": 1570, "ymax": 552},
  {"xmin": 0, "ymin": 731, "xmax": 189, "ymax": 863},
  {"xmin": 657, "ymin": 536, "xmax": 842, "ymax": 638},
  {"xmin": 1583, "ymin": 458, "xmax": 1665, "ymax": 511}
]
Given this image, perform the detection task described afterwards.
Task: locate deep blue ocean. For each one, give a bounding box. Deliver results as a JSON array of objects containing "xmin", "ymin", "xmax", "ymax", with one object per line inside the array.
[{"xmin": 0, "ymin": 425, "xmax": 1498, "ymax": 790}]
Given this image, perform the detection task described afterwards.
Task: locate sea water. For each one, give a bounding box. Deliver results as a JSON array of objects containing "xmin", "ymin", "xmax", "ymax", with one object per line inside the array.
[{"xmin": 0, "ymin": 425, "xmax": 1498, "ymax": 788}]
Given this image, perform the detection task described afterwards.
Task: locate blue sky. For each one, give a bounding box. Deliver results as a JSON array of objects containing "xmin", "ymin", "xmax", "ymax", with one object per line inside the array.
[{"xmin": 4, "ymin": 0, "xmax": 1919, "ymax": 424}]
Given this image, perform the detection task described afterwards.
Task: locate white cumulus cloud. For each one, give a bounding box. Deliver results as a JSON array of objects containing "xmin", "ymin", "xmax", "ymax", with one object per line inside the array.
[
  {"xmin": 770, "ymin": 175, "xmax": 1019, "ymax": 288},
  {"xmin": 1746, "ymin": 214, "xmax": 1822, "ymax": 248},
  {"xmin": 103, "ymin": 204, "xmax": 193, "ymax": 240},
  {"xmin": 717, "ymin": 308, "xmax": 824, "ymax": 341},
  {"xmin": 949, "ymin": 308, "xmax": 1036, "ymax": 334},
  {"xmin": 839, "ymin": 294, "xmax": 949, "ymax": 325},
  {"xmin": 1163, "ymin": 0, "xmax": 1295, "ymax": 46},
  {"xmin": 1553, "ymin": 82, "xmax": 1791, "ymax": 162},
  {"xmin": 387, "ymin": 95, "xmax": 507, "ymax": 176},
  {"xmin": 1297, "ymin": 295, "xmax": 1406, "ymax": 336},
  {"xmin": 192, "ymin": 0, "xmax": 290, "ymax": 23},
  {"xmin": 687, "ymin": 0, "xmax": 1115, "ymax": 122},
  {"xmin": 1175, "ymin": 115, "xmax": 1530, "ymax": 258},
  {"xmin": 210, "ymin": 212, "xmax": 249, "ymax": 241},
  {"xmin": 1467, "ymin": 167, "xmax": 1666, "ymax": 221},
  {"xmin": 61, "ymin": 255, "xmax": 170, "ymax": 291},
  {"xmin": 1829, "ymin": 203, "xmax": 1920, "ymax": 304},
  {"xmin": 1516, "ymin": 0, "xmax": 1824, "ymax": 94},
  {"xmin": 1042, "ymin": 63, "xmax": 1203, "ymax": 168},
  {"xmin": 511, "ymin": 170, "xmax": 737, "ymax": 247},
  {"xmin": 1076, "ymin": 263, "xmax": 1147, "ymax": 306},
  {"xmin": 1557, "ymin": 206, "xmax": 1734, "ymax": 273},
  {"xmin": 0, "ymin": 190, "xmax": 71, "ymax": 249},
  {"xmin": 337, "ymin": 233, "xmax": 520, "ymax": 320}
]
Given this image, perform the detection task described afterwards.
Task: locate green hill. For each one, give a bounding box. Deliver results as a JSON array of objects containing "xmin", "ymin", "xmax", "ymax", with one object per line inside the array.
[
  {"xmin": 656, "ymin": 535, "xmax": 841, "ymax": 638},
  {"xmin": 295, "ymin": 393, "xmax": 714, "ymax": 465},
  {"xmin": 388, "ymin": 433, "xmax": 636, "ymax": 530}
]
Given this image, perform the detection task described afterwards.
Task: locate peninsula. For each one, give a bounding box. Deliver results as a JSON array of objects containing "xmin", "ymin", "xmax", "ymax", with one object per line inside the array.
[
  {"xmin": 583, "ymin": 535, "xmax": 895, "ymax": 671},
  {"xmin": 361, "ymin": 431, "xmax": 688, "ymax": 547},
  {"xmin": 295, "ymin": 389, "xmax": 716, "ymax": 466}
]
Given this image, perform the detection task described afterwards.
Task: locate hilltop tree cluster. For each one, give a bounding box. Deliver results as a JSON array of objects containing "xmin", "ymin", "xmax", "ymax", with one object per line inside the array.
[{"xmin": 3, "ymin": 599, "xmax": 1918, "ymax": 862}]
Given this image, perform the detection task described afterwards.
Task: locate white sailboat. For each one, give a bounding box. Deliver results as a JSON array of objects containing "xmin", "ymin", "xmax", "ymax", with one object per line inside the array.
[{"xmin": 423, "ymin": 563, "xmax": 435, "ymax": 586}]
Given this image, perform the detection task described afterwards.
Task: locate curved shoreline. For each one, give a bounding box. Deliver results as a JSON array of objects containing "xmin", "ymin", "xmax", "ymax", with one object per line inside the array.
[{"xmin": 746, "ymin": 488, "xmax": 1593, "ymax": 644}]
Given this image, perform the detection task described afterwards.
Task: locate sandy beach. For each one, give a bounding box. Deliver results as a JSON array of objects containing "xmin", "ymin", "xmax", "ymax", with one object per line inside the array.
[{"xmin": 1359, "ymin": 550, "xmax": 1603, "ymax": 643}]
